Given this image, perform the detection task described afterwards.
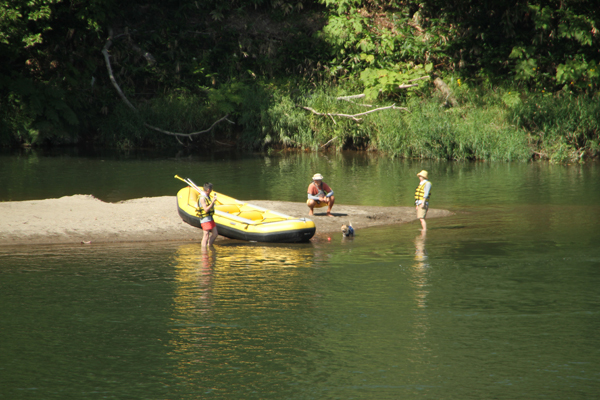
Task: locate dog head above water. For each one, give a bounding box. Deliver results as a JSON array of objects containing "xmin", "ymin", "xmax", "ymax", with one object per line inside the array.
[{"xmin": 341, "ymin": 224, "xmax": 354, "ymax": 237}]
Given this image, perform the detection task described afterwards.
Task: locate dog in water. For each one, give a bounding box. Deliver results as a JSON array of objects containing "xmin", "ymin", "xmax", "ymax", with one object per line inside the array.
[{"xmin": 341, "ymin": 222, "xmax": 354, "ymax": 237}]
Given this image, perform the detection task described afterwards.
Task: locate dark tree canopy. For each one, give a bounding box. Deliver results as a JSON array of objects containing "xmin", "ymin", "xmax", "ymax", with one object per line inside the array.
[{"xmin": 1, "ymin": 0, "xmax": 598, "ymax": 147}]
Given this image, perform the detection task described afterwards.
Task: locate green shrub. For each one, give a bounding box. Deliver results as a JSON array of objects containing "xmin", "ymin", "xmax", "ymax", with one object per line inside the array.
[{"xmin": 510, "ymin": 94, "xmax": 600, "ymax": 162}]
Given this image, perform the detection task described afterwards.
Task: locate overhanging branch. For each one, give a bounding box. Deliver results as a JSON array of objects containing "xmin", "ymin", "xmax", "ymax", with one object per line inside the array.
[
  {"xmin": 102, "ymin": 31, "xmax": 233, "ymax": 140},
  {"xmin": 143, "ymin": 115, "xmax": 234, "ymax": 138}
]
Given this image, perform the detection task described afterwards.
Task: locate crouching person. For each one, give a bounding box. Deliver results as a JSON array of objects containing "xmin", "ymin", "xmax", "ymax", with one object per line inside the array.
[{"xmin": 307, "ymin": 173, "xmax": 335, "ymax": 217}]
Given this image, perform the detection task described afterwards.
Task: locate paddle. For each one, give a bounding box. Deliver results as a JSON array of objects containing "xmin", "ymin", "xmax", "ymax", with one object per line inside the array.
[
  {"xmin": 174, "ymin": 175, "xmax": 202, "ymax": 194},
  {"xmin": 175, "ymin": 175, "xmax": 219, "ymax": 210}
]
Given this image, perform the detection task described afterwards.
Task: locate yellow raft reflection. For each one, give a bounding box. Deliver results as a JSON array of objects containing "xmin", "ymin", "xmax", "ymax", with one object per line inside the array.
[{"xmin": 176, "ymin": 186, "xmax": 316, "ymax": 243}]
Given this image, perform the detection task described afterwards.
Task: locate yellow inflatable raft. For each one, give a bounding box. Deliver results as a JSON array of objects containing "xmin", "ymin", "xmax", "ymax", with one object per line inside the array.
[{"xmin": 176, "ymin": 186, "xmax": 316, "ymax": 243}]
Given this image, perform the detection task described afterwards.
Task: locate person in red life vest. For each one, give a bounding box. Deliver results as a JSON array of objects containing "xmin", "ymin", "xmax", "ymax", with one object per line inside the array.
[
  {"xmin": 307, "ymin": 173, "xmax": 335, "ymax": 217},
  {"xmin": 198, "ymin": 182, "xmax": 219, "ymax": 247}
]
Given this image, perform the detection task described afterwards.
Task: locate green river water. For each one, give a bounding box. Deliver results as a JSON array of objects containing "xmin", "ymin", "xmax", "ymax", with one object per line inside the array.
[{"xmin": 1, "ymin": 150, "xmax": 599, "ymax": 399}]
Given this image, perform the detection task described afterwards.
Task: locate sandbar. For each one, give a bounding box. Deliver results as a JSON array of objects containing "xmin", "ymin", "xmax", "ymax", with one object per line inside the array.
[{"xmin": 0, "ymin": 195, "xmax": 453, "ymax": 246}]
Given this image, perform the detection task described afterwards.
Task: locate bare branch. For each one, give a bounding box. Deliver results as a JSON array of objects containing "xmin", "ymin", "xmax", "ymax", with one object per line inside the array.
[
  {"xmin": 300, "ymin": 106, "xmax": 360, "ymax": 122},
  {"xmin": 102, "ymin": 32, "xmax": 234, "ymax": 141},
  {"xmin": 398, "ymin": 77, "xmax": 430, "ymax": 90},
  {"xmin": 214, "ymin": 140, "xmax": 234, "ymax": 147},
  {"xmin": 336, "ymin": 94, "xmax": 365, "ymax": 100},
  {"xmin": 398, "ymin": 83, "xmax": 419, "ymax": 89},
  {"xmin": 299, "ymin": 104, "xmax": 409, "ymax": 122},
  {"xmin": 143, "ymin": 115, "xmax": 234, "ymax": 138},
  {"xmin": 433, "ymin": 77, "xmax": 458, "ymax": 107},
  {"xmin": 321, "ymin": 136, "xmax": 338, "ymax": 148},
  {"xmin": 122, "ymin": 35, "xmax": 157, "ymax": 66},
  {"xmin": 336, "ymin": 94, "xmax": 373, "ymax": 107},
  {"xmin": 407, "ymin": 76, "xmax": 431, "ymax": 83},
  {"xmin": 102, "ymin": 38, "xmax": 137, "ymax": 113}
]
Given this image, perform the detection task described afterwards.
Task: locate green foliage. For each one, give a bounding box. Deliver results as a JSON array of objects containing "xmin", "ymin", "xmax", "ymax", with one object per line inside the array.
[
  {"xmin": 0, "ymin": 75, "xmax": 79, "ymax": 145},
  {"xmin": 0, "ymin": 0, "xmax": 598, "ymax": 164},
  {"xmin": 0, "ymin": 0, "xmax": 61, "ymax": 47},
  {"xmin": 98, "ymin": 89, "xmax": 235, "ymax": 149},
  {"xmin": 510, "ymin": 94, "xmax": 600, "ymax": 162},
  {"xmin": 556, "ymin": 57, "xmax": 599, "ymax": 91},
  {"xmin": 422, "ymin": 0, "xmax": 599, "ymax": 93},
  {"xmin": 373, "ymin": 96, "xmax": 530, "ymax": 161},
  {"xmin": 360, "ymin": 63, "xmax": 432, "ymax": 100},
  {"xmin": 317, "ymin": 1, "xmax": 447, "ymax": 77}
]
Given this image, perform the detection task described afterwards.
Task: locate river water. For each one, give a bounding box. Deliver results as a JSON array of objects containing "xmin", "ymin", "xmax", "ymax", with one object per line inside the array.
[{"xmin": 1, "ymin": 150, "xmax": 599, "ymax": 399}]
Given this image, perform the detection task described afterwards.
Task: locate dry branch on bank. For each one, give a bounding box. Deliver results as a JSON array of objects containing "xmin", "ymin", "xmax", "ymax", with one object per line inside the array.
[
  {"xmin": 336, "ymin": 94, "xmax": 373, "ymax": 108},
  {"xmin": 298, "ymin": 103, "xmax": 409, "ymax": 123},
  {"xmin": 433, "ymin": 77, "xmax": 458, "ymax": 107},
  {"xmin": 320, "ymin": 136, "xmax": 338, "ymax": 148},
  {"xmin": 102, "ymin": 31, "xmax": 232, "ymax": 141}
]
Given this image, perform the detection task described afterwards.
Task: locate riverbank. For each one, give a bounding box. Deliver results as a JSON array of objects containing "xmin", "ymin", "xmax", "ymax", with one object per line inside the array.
[{"xmin": 0, "ymin": 195, "xmax": 453, "ymax": 246}]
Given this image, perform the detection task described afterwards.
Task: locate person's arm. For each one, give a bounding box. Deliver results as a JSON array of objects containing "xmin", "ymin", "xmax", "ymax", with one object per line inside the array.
[
  {"xmin": 200, "ymin": 194, "xmax": 216, "ymax": 213},
  {"xmin": 422, "ymin": 182, "xmax": 431, "ymax": 205},
  {"xmin": 307, "ymin": 183, "xmax": 320, "ymax": 200},
  {"xmin": 324, "ymin": 183, "xmax": 334, "ymax": 197}
]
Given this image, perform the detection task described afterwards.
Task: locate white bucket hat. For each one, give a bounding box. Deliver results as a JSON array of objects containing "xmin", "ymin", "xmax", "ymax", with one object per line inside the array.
[{"xmin": 312, "ymin": 173, "xmax": 324, "ymax": 180}]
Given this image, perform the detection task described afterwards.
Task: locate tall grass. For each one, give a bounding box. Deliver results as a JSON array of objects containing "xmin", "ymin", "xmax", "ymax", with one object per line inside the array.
[
  {"xmin": 373, "ymin": 99, "xmax": 530, "ymax": 161},
  {"xmin": 247, "ymin": 82, "xmax": 532, "ymax": 161},
  {"xmin": 95, "ymin": 79, "xmax": 599, "ymax": 163},
  {"xmin": 510, "ymin": 94, "xmax": 600, "ymax": 162}
]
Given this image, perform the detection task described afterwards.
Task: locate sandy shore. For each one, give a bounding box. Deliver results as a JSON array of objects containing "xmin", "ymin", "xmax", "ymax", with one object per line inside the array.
[{"xmin": 0, "ymin": 195, "xmax": 453, "ymax": 246}]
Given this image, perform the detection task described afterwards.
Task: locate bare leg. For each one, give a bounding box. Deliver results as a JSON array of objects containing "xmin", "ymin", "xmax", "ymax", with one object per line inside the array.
[
  {"xmin": 420, "ymin": 218, "xmax": 427, "ymax": 231},
  {"xmin": 208, "ymin": 227, "xmax": 218, "ymax": 246},
  {"xmin": 326, "ymin": 196, "xmax": 335, "ymax": 216},
  {"xmin": 307, "ymin": 199, "xmax": 315, "ymax": 215},
  {"xmin": 201, "ymin": 230, "xmax": 210, "ymax": 247}
]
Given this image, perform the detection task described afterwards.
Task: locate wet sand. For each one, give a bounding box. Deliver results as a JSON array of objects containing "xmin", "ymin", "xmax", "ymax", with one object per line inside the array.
[{"xmin": 0, "ymin": 195, "xmax": 453, "ymax": 246}]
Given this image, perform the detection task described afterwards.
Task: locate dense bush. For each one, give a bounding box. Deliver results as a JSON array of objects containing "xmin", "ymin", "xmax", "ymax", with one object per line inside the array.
[
  {"xmin": 510, "ymin": 94, "xmax": 600, "ymax": 162},
  {"xmin": 1, "ymin": 0, "xmax": 598, "ymax": 162}
]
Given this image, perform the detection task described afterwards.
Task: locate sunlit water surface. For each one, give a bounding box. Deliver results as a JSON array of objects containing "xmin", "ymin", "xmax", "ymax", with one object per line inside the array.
[{"xmin": 1, "ymin": 151, "xmax": 599, "ymax": 399}]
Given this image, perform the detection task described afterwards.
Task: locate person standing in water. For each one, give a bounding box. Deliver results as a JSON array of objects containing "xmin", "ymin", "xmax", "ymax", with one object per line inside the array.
[
  {"xmin": 414, "ymin": 170, "xmax": 431, "ymax": 232},
  {"xmin": 198, "ymin": 182, "xmax": 219, "ymax": 247}
]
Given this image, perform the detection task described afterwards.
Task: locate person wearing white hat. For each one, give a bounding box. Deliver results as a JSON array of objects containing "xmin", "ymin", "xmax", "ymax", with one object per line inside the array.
[
  {"xmin": 307, "ymin": 173, "xmax": 335, "ymax": 216},
  {"xmin": 414, "ymin": 170, "xmax": 431, "ymax": 231}
]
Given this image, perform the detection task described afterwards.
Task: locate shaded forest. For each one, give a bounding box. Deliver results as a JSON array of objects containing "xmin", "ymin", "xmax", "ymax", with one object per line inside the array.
[{"xmin": 1, "ymin": 0, "xmax": 599, "ymax": 162}]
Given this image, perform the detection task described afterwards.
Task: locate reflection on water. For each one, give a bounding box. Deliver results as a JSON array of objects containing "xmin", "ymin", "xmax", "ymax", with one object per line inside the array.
[
  {"xmin": 166, "ymin": 242, "xmax": 321, "ymax": 397},
  {"xmin": 1, "ymin": 155, "xmax": 600, "ymax": 399},
  {"xmin": 411, "ymin": 233, "xmax": 430, "ymax": 349},
  {"xmin": 413, "ymin": 233, "xmax": 429, "ymax": 309}
]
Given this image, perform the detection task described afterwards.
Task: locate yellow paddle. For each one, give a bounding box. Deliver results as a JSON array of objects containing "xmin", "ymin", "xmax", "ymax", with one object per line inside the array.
[{"xmin": 174, "ymin": 175, "xmax": 202, "ymax": 194}]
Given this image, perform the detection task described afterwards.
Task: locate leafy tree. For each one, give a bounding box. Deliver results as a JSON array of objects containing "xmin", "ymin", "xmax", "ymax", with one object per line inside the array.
[{"xmin": 419, "ymin": 0, "xmax": 599, "ymax": 92}]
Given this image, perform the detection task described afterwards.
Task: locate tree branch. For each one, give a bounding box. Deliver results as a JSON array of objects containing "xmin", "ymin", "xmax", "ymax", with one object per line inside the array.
[
  {"xmin": 102, "ymin": 38, "xmax": 137, "ymax": 113},
  {"xmin": 336, "ymin": 94, "xmax": 373, "ymax": 107},
  {"xmin": 336, "ymin": 94, "xmax": 366, "ymax": 100},
  {"xmin": 398, "ymin": 76, "xmax": 430, "ymax": 89},
  {"xmin": 397, "ymin": 83, "xmax": 419, "ymax": 89},
  {"xmin": 321, "ymin": 136, "xmax": 338, "ymax": 148},
  {"xmin": 143, "ymin": 115, "xmax": 234, "ymax": 138},
  {"xmin": 102, "ymin": 32, "xmax": 234, "ymax": 140},
  {"xmin": 299, "ymin": 104, "xmax": 409, "ymax": 122}
]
